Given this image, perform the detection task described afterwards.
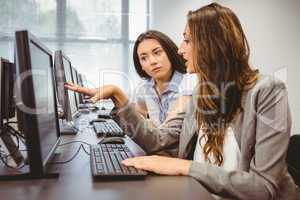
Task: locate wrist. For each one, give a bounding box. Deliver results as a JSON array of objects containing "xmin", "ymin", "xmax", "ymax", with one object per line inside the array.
[{"xmin": 179, "ymin": 160, "xmax": 191, "ymax": 175}]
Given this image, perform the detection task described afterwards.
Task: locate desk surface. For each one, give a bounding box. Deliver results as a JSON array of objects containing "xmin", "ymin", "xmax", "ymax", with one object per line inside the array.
[{"xmin": 0, "ymin": 112, "xmax": 214, "ymax": 200}]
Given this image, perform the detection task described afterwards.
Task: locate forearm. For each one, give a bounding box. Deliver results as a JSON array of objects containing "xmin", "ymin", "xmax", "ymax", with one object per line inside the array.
[
  {"xmin": 76, "ymin": 86, "xmax": 96, "ymax": 96},
  {"xmin": 117, "ymin": 103, "xmax": 184, "ymax": 155},
  {"xmin": 111, "ymin": 86, "xmax": 129, "ymax": 109}
]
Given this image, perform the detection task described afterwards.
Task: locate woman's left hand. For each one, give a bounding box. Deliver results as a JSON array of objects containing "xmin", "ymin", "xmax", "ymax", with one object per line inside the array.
[{"xmin": 121, "ymin": 155, "xmax": 191, "ymax": 176}]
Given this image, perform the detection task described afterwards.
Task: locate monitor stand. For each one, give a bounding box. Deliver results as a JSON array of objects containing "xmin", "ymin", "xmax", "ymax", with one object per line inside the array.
[
  {"xmin": 0, "ymin": 126, "xmax": 62, "ymax": 180},
  {"xmin": 0, "ymin": 152, "xmax": 62, "ymax": 180},
  {"xmin": 59, "ymin": 119, "xmax": 78, "ymax": 135}
]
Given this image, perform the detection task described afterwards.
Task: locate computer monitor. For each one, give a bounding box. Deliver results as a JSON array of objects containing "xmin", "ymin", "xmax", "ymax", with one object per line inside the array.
[
  {"xmin": 71, "ymin": 66, "xmax": 81, "ymax": 106},
  {"xmin": 55, "ymin": 51, "xmax": 78, "ymax": 121},
  {"xmin": 53, "ymin": 51, "xmax": 79, "ymax": 135},
  {"xmin": 77, "ymin": 73, "xmax": 83, "ymax": 87},
  {"xmin": 74, "ymin": 68, "xmax": 84, "ymax": 104},
  {"xmin": 14, "ymin": 30, "xmax": 61, "ymax": 178},
  {"xmin": 81, "ymin": 74, "xmax": 88, "ymax": 87},
  {"xmin": 0, "ymin": 59, "xmax": 16, "ymax": 120},
  {"xmin": 54, "ymin": 50, "xmax": 74, "ymax": 121},
  {"xmin": 0, "ymin": 58, "xmax": 24, "ymax": 167}
]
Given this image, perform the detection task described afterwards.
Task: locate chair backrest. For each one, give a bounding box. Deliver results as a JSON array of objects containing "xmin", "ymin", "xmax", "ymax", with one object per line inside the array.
[{"xmin": 287, "ymin": 135, "xmax": 300, "ymax": 186}]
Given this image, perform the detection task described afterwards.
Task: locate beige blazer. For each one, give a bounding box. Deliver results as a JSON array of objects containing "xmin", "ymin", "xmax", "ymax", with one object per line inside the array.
[{"xmin": 117, "ymin": 75, "xmax": 298, "ymax": 200}]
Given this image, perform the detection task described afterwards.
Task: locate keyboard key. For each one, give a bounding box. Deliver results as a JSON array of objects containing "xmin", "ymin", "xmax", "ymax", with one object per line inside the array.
[
  {"xmin": 103, "ymin": 152, "xmax": 114, "ymax": 173},
  {"xmin": 110, "ymin": 154, "xmax": 121, "ymax": 171}
]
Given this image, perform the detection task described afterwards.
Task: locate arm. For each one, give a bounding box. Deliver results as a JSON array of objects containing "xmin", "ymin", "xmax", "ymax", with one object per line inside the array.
[
  {"xmin": 116, "ymin": 84, "xmax": 192, "ymax": 155},
  {"xmin": 135, "ymin": 101, "xmax": 148, "ymax": 118},
  {"xmin": 65, "ymin": 83, "xmax": 129, "ymax": 108},
  {"xmin": 64, "ymin": 82, "xmax": 99, "ymax": 97},
  {"xmin": 165, "ymin": 95, "xmax": 192, "ymax": 120},
  {"xmin": 117, "ymin": 102, "xmax": 186, "ymax": 156}
]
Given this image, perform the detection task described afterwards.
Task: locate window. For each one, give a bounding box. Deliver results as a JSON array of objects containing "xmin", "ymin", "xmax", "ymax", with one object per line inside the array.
[{"xmin": 0, "ymin": 0, "xmax": 150, "ymax": 90}]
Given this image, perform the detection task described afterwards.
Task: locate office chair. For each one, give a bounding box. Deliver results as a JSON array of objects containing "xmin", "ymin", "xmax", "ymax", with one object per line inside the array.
[{"xmin": 286, "ymin": 135, "xmax": 300, "ymax": 187}]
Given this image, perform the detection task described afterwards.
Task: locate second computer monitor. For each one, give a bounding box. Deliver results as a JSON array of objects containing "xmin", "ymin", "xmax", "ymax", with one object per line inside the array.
[
  {"xmin": 70, "ymin": 66, "xmax": 81, "ymax": 106},
  {"xmin": 54, "ymin": 50, "xmax": 78, "ymax": 121}
]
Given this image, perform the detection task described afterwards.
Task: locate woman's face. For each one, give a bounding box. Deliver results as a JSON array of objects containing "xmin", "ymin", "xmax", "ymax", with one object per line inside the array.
[
  {"xmin": 178, "ymin": 24, "xmax": 196, "ymax": 73},
  {"xmin": 137, "ymin": 39, "xmax": 172, "ymax": 81}
]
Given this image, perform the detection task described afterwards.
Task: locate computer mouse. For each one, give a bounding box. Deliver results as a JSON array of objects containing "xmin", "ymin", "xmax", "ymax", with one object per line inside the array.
[
  {"xmin": 89, "ymin": 119, "xmax": 106, "ymax": 125},
  {"xmin": 97, "ymin": 114, "xmax": 111, "ymax": 119},
  {"xmin": 98, "ymin": 137, "xmax": 125, "ymax": 144},
  {"xmin": 91, "ymin": 106, "xmax": 99, "ymax": 111}
]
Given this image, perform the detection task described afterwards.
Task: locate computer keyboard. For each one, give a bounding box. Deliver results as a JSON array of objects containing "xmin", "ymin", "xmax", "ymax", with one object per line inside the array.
[
  {"xmin": 90, "ymin": 144, "xmax": 147, "ymax": 178},
  {"xmin": 93, "ymin": 120, "xmax": 124, "ymax": 137}
]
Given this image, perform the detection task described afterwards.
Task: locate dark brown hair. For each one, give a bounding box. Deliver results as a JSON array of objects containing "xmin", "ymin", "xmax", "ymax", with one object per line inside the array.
[
  {"xmin": 188, "ymin": 3, "xmax": 259, "ymax": 166},
  {"xmin": 133, "ymin": 30, "xmax": 186, "ymax": 79}
]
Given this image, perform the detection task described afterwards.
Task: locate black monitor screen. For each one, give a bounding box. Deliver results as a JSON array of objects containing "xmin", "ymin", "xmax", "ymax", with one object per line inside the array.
[
  {"xmin": 81, "ymin": 75, "xmax": 88, "ymax": 87},
  {"xmin": 78, "ymin": 73, "xmax": 83, "ymax": 87},
  {"xmin": 28, "ymin": 41, "xmax": 59, "ymax": 164},
  {"xmin": 0, "ymin": 59, "xmax": 15, "ymax": 121},
  {"xmin": 63, "ymin": 57, "xmax": 77, "ymax": 117},
  {"xmin": 71, "ymin": 67, "xmax": 80, "ymax": 106}
]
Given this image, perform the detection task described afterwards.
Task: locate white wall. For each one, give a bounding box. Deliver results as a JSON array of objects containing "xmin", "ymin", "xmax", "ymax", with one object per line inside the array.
[
  {"xmin": 150, "ymin": 0, "xmax": 211, "ymax": 44},
  {"xmin": 215, "ymin": 0, "xmax": 300, "ymax": 134},
  {"xmin": 151, "ymin": 0, "xmax": 300, "ymax": 134}
]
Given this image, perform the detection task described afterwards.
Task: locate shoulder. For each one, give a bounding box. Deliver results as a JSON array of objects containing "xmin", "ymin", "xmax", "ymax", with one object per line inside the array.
[
  {"xmin": 134, "ymin": 79, "xmax": 152, "ymax": 102},
  {"xmin": 135, "ymin": 79, "xmax": 152, "ymax": 93},
  {"xmin": 246, "ymin": 74, "xmax": 287, "ymax": 100},
  {"xmin": 251, "ymin": 74, "xmax": 286, "ymax": 92},
  {"xmin": 178, "ymin": 73, "xmax": 198, "ymax": 96},
  {"xmin": 242, "ymin": 74, "xmax": 288, "ymax": 115}
]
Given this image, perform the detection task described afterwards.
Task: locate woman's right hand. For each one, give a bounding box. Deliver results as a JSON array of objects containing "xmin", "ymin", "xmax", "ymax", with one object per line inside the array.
[
  {"xmin": 89, "ymin": 85, "xmax": 115, "ymax": 103},
  {"xmin": 89, "ymin": 85, "xmax": 128, "ymax": 109},
  {"xmin": 65, "ymin": 83, "xmax": 128, "ymax": 109},
  {"xmin": 64, "ymin": 82, "xmax": 95, "ymax": 96}
]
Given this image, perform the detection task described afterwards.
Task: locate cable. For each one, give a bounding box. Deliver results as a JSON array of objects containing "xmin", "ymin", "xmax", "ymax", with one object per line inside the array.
[
  {"xmin": 49, "ymin": 141, "xmax": 92, "ymax": 164},
  {"xmin": 58, "ymin": 141, "xmax": 91, "ymax": 156},
  {"xmin": 58, "ymin": 140, "xmax": 91, "ymax": 147},
  {"xmin": 0, "ymin": 149, "xmax": 26, "ymax": 169},
  {"xmin": 0, "ymin": 123, "xmax": 26, "ymax": 169},
  {"xmin": 4, "ymin": 123, "xmax": 25, "ymax": 139},
  {"xmin": 5, "ymin": 121, "xmax": 17, "ymax": 124},
  {"xmin": 49, "ymin": 144, "xmax": 86, "ymax": 164}
]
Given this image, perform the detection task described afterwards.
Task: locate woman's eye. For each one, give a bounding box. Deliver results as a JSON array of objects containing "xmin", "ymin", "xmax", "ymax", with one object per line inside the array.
[
  {"xmin": 184, "ymin": 39, "xmax": 190, "ymax": 44},
  {"xmin": 154, "ymin": 50, "xmax": 162, "ymax": 55},
  {"xmin": 140, "ymin": 57, "xmax": 147, "ymax": 61}
]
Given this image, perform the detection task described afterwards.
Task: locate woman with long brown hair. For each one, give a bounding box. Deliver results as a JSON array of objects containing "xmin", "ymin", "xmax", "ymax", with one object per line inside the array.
[{"xmin": 120, "ymin": 3, "xmax": 297, "ymax": 199}]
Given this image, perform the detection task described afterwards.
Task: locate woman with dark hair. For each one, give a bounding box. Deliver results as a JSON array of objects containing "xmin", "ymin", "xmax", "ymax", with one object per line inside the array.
[
  {"xmin": 65, "ymin": 30, "xmax": 188, "ymax": 125},
  {"xmin": 118, "ymin": 3, "xmax": 297, "ymax": 200},
  {"xmin": 132, "ymin": 30, "xmax": 187, "ymax": 125}
]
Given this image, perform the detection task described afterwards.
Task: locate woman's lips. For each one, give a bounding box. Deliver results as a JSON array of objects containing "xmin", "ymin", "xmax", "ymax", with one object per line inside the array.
[{"xmin": 152, "ymin": 67, "xmax": 162, "ymax": 73}]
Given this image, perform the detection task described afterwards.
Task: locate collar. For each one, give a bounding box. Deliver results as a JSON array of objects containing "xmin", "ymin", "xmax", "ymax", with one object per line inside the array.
[{"xmin": 147, "ymin": 71, "xmax": 183, "ymax": 94}]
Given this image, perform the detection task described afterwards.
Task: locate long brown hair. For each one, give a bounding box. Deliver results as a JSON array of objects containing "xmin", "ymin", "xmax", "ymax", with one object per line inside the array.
[{"xmin": 188, "ymin": 3, "xmax": 259, "ymax": 166}]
